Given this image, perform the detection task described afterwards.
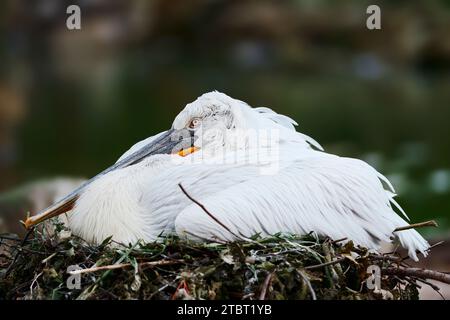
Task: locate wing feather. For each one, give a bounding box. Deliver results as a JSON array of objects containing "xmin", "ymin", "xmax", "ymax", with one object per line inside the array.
[{"xmin": 175, "ymin": 154, "xmax": 428, "ymax": 260}]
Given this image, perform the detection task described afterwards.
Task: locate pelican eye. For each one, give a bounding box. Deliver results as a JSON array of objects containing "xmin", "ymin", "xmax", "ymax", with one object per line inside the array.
[{"xmin": 188, "ymin": 118, "xmax": 201, "ymax": 129}]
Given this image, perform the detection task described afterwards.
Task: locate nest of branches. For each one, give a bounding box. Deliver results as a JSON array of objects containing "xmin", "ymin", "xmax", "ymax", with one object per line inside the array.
[{"xmin": 0, "ymin": 221, "xmax": 448, "ymax": 300}]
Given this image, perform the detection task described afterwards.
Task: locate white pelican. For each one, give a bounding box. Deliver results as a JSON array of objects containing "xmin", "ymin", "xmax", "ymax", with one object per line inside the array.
[{"xmin": 25, "ymin": 91, "xmax": 429, "ymax": 260}]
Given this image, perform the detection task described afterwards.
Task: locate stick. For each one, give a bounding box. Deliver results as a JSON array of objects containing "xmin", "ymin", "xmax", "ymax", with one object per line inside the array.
[
  {"xmin": 242, "ymin": 293, "xmax": 255, "ymax": 300},
  {"xmin": 178, "ymin": 183, "xmax": 253, "ymax": 243},
  {"xmin": 0, "ymin": 235, "xmax": 21, "ymax": 241},
  {"xmin": 371, "ymin": 254, "xmax": 403, "ymax": 263},
  {"xmin": 394, "ymin": 220, "xmax": 438, "ymax": 232},
  {"xmin": 41, "ymin": 252, "xmax": 57, "ymax": 264},
  {"xmin": 414, "ymin": 278, "xmax": 441, "ymax": 292},
  {"xmin": 183, "ymin": 230, "xmax": 227, "ymax": 244},
  {"xmin": 298, "ymin": 270, "xmax": 317, "ymax": 300},
  {"xmin": 413, "ymin": 278, "xmax": 445, "ymax": 300},
  {"xmin": 331, "ymin": 237, "xmax": 348, "ymax": 244},
  {"xmin": 3, "ymin": 227, "xmax": 34, "ymax": 277},
  {"xmin": 69, "ymin": 259, "xmax": 184, "ymax": 275},
  {"xmin": 29, "ymin": 271, "xmax": 43, "ymax": 297},
  {"xmin": 383, "ymin": 267, "xmax": 450, "ymax": 285},
  {"xmin": 305, "ymin": 257, "xmax": 346, "ymax": 270},
  {"xmin": 428, "ymin": 240, "xmax": 445, "ymax": 251},
  {"xmin": 259, "ymin": 272, "xmax": 274, "ymax": 300}
]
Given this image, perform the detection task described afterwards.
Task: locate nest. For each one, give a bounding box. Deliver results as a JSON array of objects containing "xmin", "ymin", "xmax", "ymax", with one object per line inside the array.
[{"xmin": 0, "ymin": 221, "xmax": 448, "ymax": 300}]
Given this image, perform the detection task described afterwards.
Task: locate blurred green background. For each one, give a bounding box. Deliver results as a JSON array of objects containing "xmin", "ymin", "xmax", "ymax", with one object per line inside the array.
[{"xmin": 0, "ymin": 0, "xmax": 449, "ymax": 237}]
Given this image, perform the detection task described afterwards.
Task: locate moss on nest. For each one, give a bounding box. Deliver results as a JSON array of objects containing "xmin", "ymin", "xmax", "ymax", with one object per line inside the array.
[{"xmin": 0, "ymin": 222, "xmax": 421, "ymax": 300}]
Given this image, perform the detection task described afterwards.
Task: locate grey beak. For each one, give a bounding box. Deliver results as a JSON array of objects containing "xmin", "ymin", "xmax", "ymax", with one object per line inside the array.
[
  {"xmin": 110, "ymin": 128, "xmax": 195, "ymax": 170},
  {"xmin": 24, "ymin": 128, "xmax": 196, "ymax": 229}
]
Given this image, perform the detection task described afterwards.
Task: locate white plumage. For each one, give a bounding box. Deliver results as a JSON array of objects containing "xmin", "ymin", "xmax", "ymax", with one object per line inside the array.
[{"xmin": 30, "ymin": 91, "xmax": 429, "ymax": 261}]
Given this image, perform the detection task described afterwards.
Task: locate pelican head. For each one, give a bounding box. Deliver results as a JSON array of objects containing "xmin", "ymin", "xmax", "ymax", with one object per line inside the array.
[
  {"xmin": 172, "ymin": 91, "xmax": 304, "ymax": 158},
  {"xmin": 172, "ymin": 91, "xmax": 258, "ymax": 156}
]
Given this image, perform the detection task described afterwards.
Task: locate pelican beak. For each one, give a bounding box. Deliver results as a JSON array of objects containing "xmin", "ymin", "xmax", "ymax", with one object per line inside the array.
[
  {"xmin": 177, "ymin": 146, "xmax": 200, "ymax": 157},
  {"xmin": 24, "ymin": 128, "xmax": 198, "ymax": 229}
]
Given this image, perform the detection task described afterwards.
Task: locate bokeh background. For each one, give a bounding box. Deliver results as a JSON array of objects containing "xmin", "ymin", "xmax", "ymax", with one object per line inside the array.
[{"xmin": 0, "ymin": 0, "xmax": 449, "ymax": 285}]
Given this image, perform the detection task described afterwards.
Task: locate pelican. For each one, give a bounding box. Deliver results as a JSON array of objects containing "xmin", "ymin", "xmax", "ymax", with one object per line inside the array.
[{"xmin": 25, "ymin": 91, "xmax": 429, "ymax": 260}]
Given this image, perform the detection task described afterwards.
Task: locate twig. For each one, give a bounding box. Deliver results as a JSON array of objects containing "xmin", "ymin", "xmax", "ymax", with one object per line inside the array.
[
  {"xmin": 371, "ymin": 254, "xmax": 403, "ymax": 263},
  {"xmin": 41, "ymin": 252, "xmax": 57, "ymax": 264},
  {"xmin": 413, "ymin": 278, "xmax": 445, "ymax": 300},
  {"xmin": 298, "ymin": 270, "xmax": 316, "ymax": 300},
  {"xmin": 383, "ymin": 267, "xmax": 450, "ymax": 285},
  {"xmin": 172, "ymin": 279, "xmax": 191, "ymax": 300},
  {"xmin": 69, "ymin": 259, "xmax": 184, "ymax": 275},
  {"xmin": 242, "ymin": 293, "xmax": 255, "ymax": 300},
  {"xmin": 3, "ymin": 227, "xmax": 34, "ymax": 277},
  {"xmin": 331, "ymin": 237, "xmax": 348, "ymax": 244},
  {"xmin": 394, "ymin": 220, "xmax": 438, "ymax": 232},
  {"xmin": 29, "ymin": 271, "xmax": 43, "ymax": 297},
  {"xmin": 427, "ymin": 240, "xmax": 445, "ymax": 251},
  {"xmin": 259, "ymin": 272, "xmax": 274, "ymax": 300},
  {"xmin": 0, "ymin": 235, "xmax": 21, "ymax": 241},
  {"xmin": 149, "ymin": 276, "xmax": 181, "ymax": 299},
  {"xmin": 305, "ymin": 257, "xmax": 346, "ymax": 270},
  {"xmin": 178, "ymin": 183, "xmax": 256, "ymax": 244},
  {"xmin": 414, "ymin": 278, "xmax": 441, "ymax": 292},
  {"xmin": 183, "ymin": 230, "xmax": 226, "ymax": 244}
]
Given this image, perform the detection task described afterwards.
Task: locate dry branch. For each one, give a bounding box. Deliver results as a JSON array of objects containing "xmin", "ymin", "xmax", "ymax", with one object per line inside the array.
[
  {"xmin": 383, "ymin": 267, "xmax": 450, "ymax": 285},
  {"xmin": 394, "ymin": 220, "xmax": 438, "ymax": 232},
  {"xmin": 305, "ymin": 257, "xmax": 346, "ymax": 270},
  {"xmin": 259, "ymin": 272, "xmax": 274, "ymax": 300},
  {"xmin": 69, "ymin": 259, "xmax": 184, "ymax": 275}
]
